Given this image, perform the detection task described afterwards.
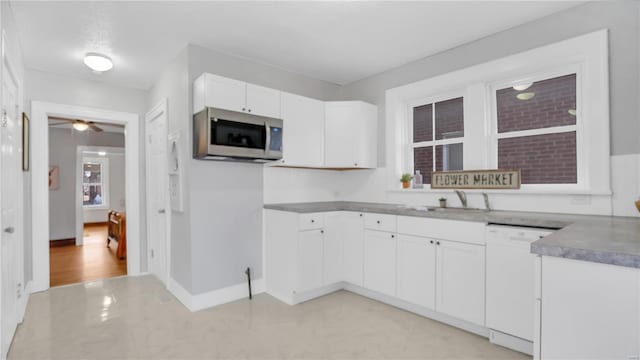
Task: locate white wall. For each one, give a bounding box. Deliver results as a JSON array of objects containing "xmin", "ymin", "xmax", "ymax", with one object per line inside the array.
[{"xmin": 48, "ymin": 129, "xmax": 124, "ymax": 240}]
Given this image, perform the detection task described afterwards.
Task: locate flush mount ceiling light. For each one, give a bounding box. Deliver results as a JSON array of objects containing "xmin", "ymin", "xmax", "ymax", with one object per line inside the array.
[
  {"xmin": 513, "ymin": 83, "xmax": 533, "ymax": 91},
  {"xmin": 83, "ymin": 53, "xmax": 113, "ymax": 72},
  {"xmin": 98, "ymin": 151, "xmax": 106, "ymax": 156},
  {"xmin": 516, "ymin": 92, "xmax": 535, "ymax": 101},
  {"xmin": 568, "ymin": 109, "xmax": 577, "ymax": 116},
  {"xmin": 73, "ymin": 121, "xmax": 89, "ymax": 131}
]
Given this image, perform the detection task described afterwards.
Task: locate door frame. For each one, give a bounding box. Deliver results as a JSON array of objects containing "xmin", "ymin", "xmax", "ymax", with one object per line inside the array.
[
  {"xmin": 31, "ymin": 101, "xmax": 141, "ymax": 293},
  {"xmin": 144, "ymin": 99, "xmax": 170, "ymax": 286},
  {"xmin": 75, "ymin": 146, "xmax": 124, "ymax": 246}
]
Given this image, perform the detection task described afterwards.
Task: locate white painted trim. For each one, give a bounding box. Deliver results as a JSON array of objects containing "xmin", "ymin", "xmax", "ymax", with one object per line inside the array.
[
  {"xmin": 387, "ymin": 29, "xmax": 610, "ymax": 196},
  {"xmin": 144, "ymin": 99, "xmax": 170, "ymax": 287},
  {"xmin": 495, "ymin": 125, "xmax": 577, "ymax": 140},
  {"xmin": 31, "ymin": 101, "xmax": 141, "ymax": 293},
  {"xmin": 17, "ymin": 281, "xmax": 31, "ymax": 324},
  {"xmin": 489, "ymin": 329, "xmax": 533, "ymax": 356},
  {"xmin": 167, "ymin": 277, "xmax": 265, "ymax": 312}
]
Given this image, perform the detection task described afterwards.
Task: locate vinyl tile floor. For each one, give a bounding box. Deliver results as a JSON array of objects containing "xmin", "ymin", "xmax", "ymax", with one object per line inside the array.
[{"xmin": 9, "ymin": 275, "xmax": 529, "ymax": 359}]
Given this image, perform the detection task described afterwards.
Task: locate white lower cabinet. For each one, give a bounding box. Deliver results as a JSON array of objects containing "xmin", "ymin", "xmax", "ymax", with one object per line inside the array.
[
  {"xmin": 323, "ymin": 213, "xmax": 344, "ymax": 286},
  {"xmin": 363, "ymin": 229, "xmax": 397, "ymax": 296},
  {"xmin": 342, "ymin": 212, "xmax": 365, "ymax": 286},
  {"xmin": 435, "ymin": 240, "xmax": 485, "ymax": 326},
  {"xmin": 396, "ymin": 234, "xmax": 436, "ymax": 310},
  {"xmin": 297, "ymin": 229, "xmax": 324, "ymax": 293}
]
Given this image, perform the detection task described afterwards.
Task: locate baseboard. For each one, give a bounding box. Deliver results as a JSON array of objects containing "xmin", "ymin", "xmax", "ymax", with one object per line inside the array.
[
  {"xmin": 18, "ymin": 280, "xmax": 32, "ymax": 323},
  {"xmin": 49, "ymin": 238, "xmax": 75, "ymax": 247},
  {"xmin": 191, "ymin": 279, "xmax": 265, "ymax": 312},
  {"xmin": 489, "ymin": 329, "xmax": 533, "ymax": 355},
  {"xmin": 167, "ymin": 277, "xmax": 193, "ymax": 310},
  {"xmin": 85, "ymin": 221, "xmax": 108, "ymax": 226},
  {"xmin": 292, "ymin": 282, "xmax": 344, "ymax": 305},
  {"xmin": 342, "ymin": 283, "xmax": 490, "ymax": 338},
  {"xmin": 167, "ymin": 277, "xmax": 265, "ymax": 312}
]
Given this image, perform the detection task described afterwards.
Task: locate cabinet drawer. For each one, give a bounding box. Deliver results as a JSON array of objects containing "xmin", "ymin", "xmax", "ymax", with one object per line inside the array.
[
  {"xmin": 397, "ymin": 216, "xmax": 485, "ymax": 245},
  {"xmin": 299, "ymin": 213, "xmax": 324, "ymax": 230},
  {"xmin": 364, "ymin": 213, "xmax": 397, "ymax": 233}
]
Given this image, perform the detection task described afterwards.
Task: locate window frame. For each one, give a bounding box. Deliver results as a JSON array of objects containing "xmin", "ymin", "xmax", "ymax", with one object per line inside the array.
[
  {"xmin": 407, "ymin": 90, "xmax": 466, "ymax": 186},
  {"xmin": 487, "ymin": 64, "xmax": 584, "ymax": 190},
  {"xmin": 82, "ymin": 157, "xmax": 109, "ymax": 209},
  {"xmin": 387, "ymin": 29, "xmax": 609, "ymax": 195}
]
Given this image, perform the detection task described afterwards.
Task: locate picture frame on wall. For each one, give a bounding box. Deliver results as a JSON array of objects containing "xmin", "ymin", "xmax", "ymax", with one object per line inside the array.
[
  {"xmin": 22, "ymin": 112, "xmax": 29, "ymax": 171},
  {"xmin": 49, "ymin": 166, "xmax": 59, "ymax": 190}
]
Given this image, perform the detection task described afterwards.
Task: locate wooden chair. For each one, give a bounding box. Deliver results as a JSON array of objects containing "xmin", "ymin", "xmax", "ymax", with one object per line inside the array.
[{"xmin": 107, "ymin": 211, "xmax": 127, "ymax": 259}]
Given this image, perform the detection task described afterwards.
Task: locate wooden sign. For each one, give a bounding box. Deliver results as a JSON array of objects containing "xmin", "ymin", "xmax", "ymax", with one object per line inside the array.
[{"xmin": 431, "ymin": 169, "xmax": 521, "ymax": 189}]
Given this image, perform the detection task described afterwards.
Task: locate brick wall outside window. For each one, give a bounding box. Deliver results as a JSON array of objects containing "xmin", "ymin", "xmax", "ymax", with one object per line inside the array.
[
  {"xmin": 498, "ymin": 132, "xmax": 577, "ymax": 184},
  {"xmin": 496, "ymin": 73, "xmax": 577, "ymax": 184},
  {"xmin": 413, "ymin": 147, "xmax": 433, "ymax": 184},
  {"xmin": 497, "ymin": 74, "xmax": 576, "ymax": 133},
  {"xmin": 413, "ymin": 104, "xmax": 432, "ymax": 142},
  {"xmin": 435, "ymin": 97, "xmax": 464, "ymax": 139}
]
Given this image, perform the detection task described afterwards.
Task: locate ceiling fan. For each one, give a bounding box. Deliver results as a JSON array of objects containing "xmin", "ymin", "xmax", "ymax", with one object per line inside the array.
[{"xmin": 48, "ymin": 116, "xmax": 105, "ymax": 132}]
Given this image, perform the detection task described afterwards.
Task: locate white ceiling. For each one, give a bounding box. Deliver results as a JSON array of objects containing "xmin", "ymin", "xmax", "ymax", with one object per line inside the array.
[{"xmin": 11, "ymin": 1, "xmax": 582, "ymax": 89}]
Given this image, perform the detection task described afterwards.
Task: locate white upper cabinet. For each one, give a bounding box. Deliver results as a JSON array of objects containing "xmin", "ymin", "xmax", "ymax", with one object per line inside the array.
[
  {"xmin": 193, "ymin": 73, "xmax": 281, "ymax": 118},
  {"xmin": 280, "ymin": 92, "xmax": 325, "ymax": 167},
  {"xmin": 324, "ymin": 101, "xmax": 378, "ymax": 168},
  {"xmin": 246, "ymin": 83, "xmax": 281, "ymax": 118}
]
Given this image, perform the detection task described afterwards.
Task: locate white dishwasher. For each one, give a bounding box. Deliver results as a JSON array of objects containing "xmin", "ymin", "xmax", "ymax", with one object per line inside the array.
[{"xmin": 485, "ymin": 224, "xmax": 553, "ymax": 355}]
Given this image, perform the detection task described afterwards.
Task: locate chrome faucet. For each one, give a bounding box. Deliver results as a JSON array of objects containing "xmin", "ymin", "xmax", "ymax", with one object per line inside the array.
[
  {"xmin": 482, "ymin": 192, "xmax": 491, "ymax": 211},
  {"xmin": 454, "ymin": 190, "xmax": 467, "ymax": 208}
]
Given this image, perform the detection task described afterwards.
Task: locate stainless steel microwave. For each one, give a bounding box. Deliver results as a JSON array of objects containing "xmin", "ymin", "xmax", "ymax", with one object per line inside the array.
[{"xmin": 193, "ymin": 107, "xmax": 283, "ymax": 162}]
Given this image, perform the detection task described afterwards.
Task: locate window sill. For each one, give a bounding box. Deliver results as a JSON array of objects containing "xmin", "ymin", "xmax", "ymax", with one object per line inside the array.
[{"xmin": 84, "ymin": 205, "xmax": 109, "ymax": 210}]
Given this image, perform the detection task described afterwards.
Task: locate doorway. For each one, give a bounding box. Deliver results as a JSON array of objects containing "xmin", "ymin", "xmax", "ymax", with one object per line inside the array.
[
  {"xmin": 31, "ymin": 102, "xmax": 141, "ymax": 293},
  {"xmin": 47, "ymin": 123, "xmax": 128, "ymax": 287}
]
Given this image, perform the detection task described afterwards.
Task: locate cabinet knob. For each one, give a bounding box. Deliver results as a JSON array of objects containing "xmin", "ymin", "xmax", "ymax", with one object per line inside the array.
[
  {"xmin": 391, "ymin": 234, "xmax": 395, "ymax": 238},
  {"xmin": 311, "ymin": 219, "xmax": 315, "ymax": 223},
  {"xmin": 242, "ymin": 107, "xmax": 246, "ymax": 111},
  {"xmin": 359, "ymin": 214, "xmax": 363, "ymax": 217},
  {"xmin": 248, "ymin": 109, "xmax": 252, "ymax": 112},
  {"xmin": 320, "ymin": 230, "xmax": 324, "ymax": 234},
  {"xmin": 430, "ymin": 240, "xmax": 434, "ymax": 244},
  {"xmin": 354, "ymin": 163, "xmax": 358, "ymax": 166},
  {"xmin": 376, "ymin": 220, "xmax": 380, "ymax": 224},
  {"xmin": 436, "ymin": 241, "xmax": 441, "ymax": 245}
]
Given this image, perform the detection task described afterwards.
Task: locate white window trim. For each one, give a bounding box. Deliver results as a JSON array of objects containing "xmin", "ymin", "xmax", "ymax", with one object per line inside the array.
[
  {"xmin": 82, "ymin": 156, "xmax": 109, "ymax": 210},
  {"xmin": 386, "ymin": 29, "xmax": 610, "ymax": 195}
]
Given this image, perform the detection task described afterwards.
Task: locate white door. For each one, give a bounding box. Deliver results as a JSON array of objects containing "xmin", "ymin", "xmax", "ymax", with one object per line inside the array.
[
  {"xmin": 397, "ymin": 234, "xmax": 436, "ymax": 310},
  {"xmin": 363, "ymin": 230, "xmax": 396, "ymax": 296},
  {"xmin": 296, "ymin": 229, "xmax": 323, "ymax": 293},
  {"xmin": 324, "ymin": 102, "xmax": 356, "ymax": 167},
  {"xmin": 342, "ymin": 212, "xmax": 364, "ymax": 286},
  {"xmin": 204, "ymin": 74, "xmax": 246, "ymax": 113},
  {"xmin": 1, "ymin": 57, "xmax": 20, "ymax": 358},
  {"xmin": 322, "ymin": 213, "xmax": 343, "ymax": 286},
  {"xmin": 280, "ymin": 93, "xmax": 324, "ymax": 167},
  {"xmin": 145, "ymin": 104, "xmax": 168, "ymax": 286},
  {"xmin": 245, "ymin": 83, "xmax": 280, "ymax": 118},
  {"xmin": 436, "ymin": 240, "xmax": 485, "ymax": 326}
]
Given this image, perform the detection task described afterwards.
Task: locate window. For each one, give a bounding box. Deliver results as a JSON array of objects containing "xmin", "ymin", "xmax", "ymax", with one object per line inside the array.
[
  {"xmin": 495, "ymin": 73, "xmax": 577, "ymax": 184},
  {"xmin": 411, "ymin": 97, "xmax": 464, "ymax": 184},
  {"xmin": 82, "ymin": 158, "xmax": 108, "ymax": 208}
]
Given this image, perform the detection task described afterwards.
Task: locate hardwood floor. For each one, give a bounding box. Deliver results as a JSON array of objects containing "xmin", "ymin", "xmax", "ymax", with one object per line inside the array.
[{"xmin": 49, "ymin": 224, "xmax": 127, "ymax": 287}]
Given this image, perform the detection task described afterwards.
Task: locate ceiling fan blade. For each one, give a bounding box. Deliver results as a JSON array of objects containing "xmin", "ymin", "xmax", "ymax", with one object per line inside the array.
[{"xmin": 88, "ymin": 123, "xmax": 104, "ymax": 132}]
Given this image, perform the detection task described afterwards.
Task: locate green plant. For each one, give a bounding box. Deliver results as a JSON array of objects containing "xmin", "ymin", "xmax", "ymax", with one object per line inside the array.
[{"xmin": 400, "ymin": 173, "xmax": 413, "ymax": 183}]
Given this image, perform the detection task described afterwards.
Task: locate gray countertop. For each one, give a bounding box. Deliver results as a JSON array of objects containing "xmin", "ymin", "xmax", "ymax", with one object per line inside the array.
[{"xmin": 264, "ymin": 201, "xmax": 640, "ymax": 269}]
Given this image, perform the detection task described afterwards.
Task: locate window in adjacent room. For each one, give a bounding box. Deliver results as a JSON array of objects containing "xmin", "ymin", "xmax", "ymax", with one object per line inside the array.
[
  {"xmin": 411, "ymin": 96, "xmax": 464, "ymax": 184},
  {"xmin": 82, "ymin": 158, "xmax": 109, "ymax": 207},
  {"xmin": 495, "ymin": 73, "xmax": 577, "ymax": 184}
]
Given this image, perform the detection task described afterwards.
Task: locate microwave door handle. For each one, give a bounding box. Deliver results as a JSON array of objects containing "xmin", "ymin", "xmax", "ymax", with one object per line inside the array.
[{"xmin": 264, "ymin": 122, "xmax": 271, "ymax": 154}]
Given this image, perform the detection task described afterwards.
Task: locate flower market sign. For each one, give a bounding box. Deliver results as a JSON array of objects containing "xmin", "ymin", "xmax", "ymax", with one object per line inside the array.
[{"xmin": 431, "ymin": 169, "xmax": 521, "ymax": 190}]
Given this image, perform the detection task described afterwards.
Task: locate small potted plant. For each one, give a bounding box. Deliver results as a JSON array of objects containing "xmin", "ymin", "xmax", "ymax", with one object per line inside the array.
[
  {"xmin": 439, "ymin": 197, "xmax": 447, "ymax": 208},
  {"xmin": 400, "ymin": 173, "xmax": 413, "ymax": 189}
]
